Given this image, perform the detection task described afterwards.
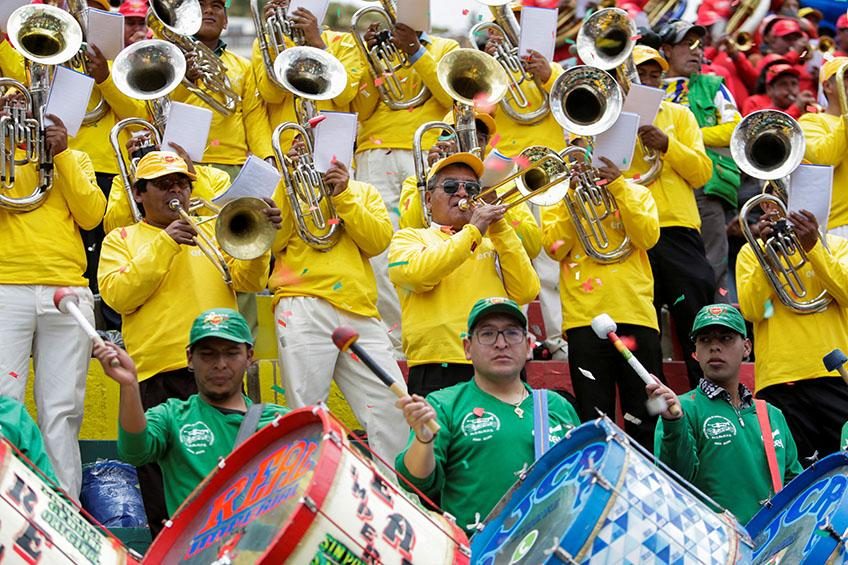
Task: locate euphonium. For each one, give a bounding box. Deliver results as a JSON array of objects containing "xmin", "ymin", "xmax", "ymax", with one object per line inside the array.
[
  {"xmin": 468, "ymin": 0, "xmax": 550, "ymax": 125},
  {"xmin": 272, "ymin": 46, "xmax": 347, "ymax": 132},
  {"xmin": 1, "ymin": 5, "xmax": 83, "ymax": 212},
  {"xmin": 66, "ymin": 0, "xmax": 108, "ymax": 125},
  {"xmin": 147, "ymin": 0, "xmax": 241, "ymax": 116},
  {"xmin": 250, "ymin": 0, "xmax": 304, "ymax": 90},
  {"xmin": 351, "ymin": 0, "xmax": 430, "ymax": 110},
  {"xmin": 642, "ymin": 0, "xmax": 688, "ymax": 28},
  {"xmin": 732, "ymin": 110, "xmax": 831, "ymax": 314},
  {"xmin": 724, "ymin": 0, "xmax": 771, "ymax": 35}
]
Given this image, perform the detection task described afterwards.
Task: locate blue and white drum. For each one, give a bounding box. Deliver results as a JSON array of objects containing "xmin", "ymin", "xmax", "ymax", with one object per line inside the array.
[
  {"xmin": 471, "ymin": 418, "xmax": 753, "ymax": 564},
  {"xmin": 747, "ymin": 451, "xmax": 848, "ymax": 564}
]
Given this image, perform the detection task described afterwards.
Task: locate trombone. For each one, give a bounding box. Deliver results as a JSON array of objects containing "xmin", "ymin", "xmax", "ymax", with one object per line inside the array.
[
  {"xmin": 351, "ymin": 0, "xmax": 430, "ymax": 110},
  {"xmin": 468, "ymin": 0, "xmax": 550, "ymax": 125},
  {"xmin": 732, "ymin": 110, "xmax": 831, "ymax": 314},
  {"xmin": 250, "ymin": 0, "xmax": 304, "ymax": 90}
]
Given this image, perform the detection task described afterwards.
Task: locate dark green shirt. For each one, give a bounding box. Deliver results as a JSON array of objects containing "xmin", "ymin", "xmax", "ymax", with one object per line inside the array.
[{"xmin": 0, "ymin": 396, "xmax": 58, "ymax": 484}]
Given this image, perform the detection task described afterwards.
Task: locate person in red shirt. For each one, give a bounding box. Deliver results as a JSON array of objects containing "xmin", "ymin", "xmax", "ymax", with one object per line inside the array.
[
  {"xmin": 835, "ymin": 14, "xmax": 848, "ymax": 57},
  {"xmin": 741, "ymin": 64, "xmax": 815, "ymax": 118}
]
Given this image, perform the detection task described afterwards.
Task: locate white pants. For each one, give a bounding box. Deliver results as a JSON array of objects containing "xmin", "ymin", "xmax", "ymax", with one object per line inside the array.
[
  {"xmin": 275, "ymin": 296, "xmax": 410, "ymax": 467},
  {"xmin": 533, "ymin": 252, "xmax": 563, "ymax": 339},
  {"xmin": 0, "ymin": 285, "xmax": 93, "ymax": 498},
  {"xmin": 355, "ymin": 149, "xmax": 416, "ymax": 356}
]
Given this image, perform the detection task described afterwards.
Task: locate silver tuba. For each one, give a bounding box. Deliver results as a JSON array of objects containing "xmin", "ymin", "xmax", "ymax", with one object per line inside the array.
[
  {"xmin": 468, "ymin": 0, "xmax": 550, "ymax": 125},
  {"xmin": 250, "ymin": 0, "xmax": 304, "ymax": 90},
  {"xmin": 732, "ymin": 110, "xmax": 831, "ymax": 314}
]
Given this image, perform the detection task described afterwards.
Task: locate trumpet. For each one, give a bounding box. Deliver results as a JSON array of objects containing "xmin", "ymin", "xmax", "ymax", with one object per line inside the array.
[
  {"xmin": 732, "ymin": 110, "xmax": 831, "ymax": 314},
  {"xmin": 66, "ymin": 0, "xmax": 108, "ymax": 125},
  {"xmin": 147, "ymin": 0, "xmax": 241, "ymax": 116},
  {"xmin": 468, "ymin": 0, "xmax": 550, "ymax": 125},
  {"xmin": 250, "ymin": 0, "xmax": 303, "ymax": 90},
  {"xmin": 351, "ymin": 0, "xmax": 430, "ymax": 110}
]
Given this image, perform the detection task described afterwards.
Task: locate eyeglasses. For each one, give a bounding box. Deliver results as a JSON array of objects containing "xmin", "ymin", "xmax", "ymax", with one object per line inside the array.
[
  {"xmin": 438, "ymin": 179, "xmax": 481, "ymax": 196},
  {"xmin": 475, "ymin": 327, "xmax": 526, "ymax": 345},
  {"xmin": 150, "ymin": 175, "xmax": 191, "ymax": 191}
]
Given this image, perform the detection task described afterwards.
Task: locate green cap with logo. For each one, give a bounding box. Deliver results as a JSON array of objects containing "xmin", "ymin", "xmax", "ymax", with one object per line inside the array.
[
  {"xmin": 690, "ymin": 304, "xmax": 747, "ymax": 338},
  {"xmin": 467, "ymin": 297, "xmax": 527, "ymax": 333},
  {"xmin": 189, "ymin": 308, "xmax": 254, "ymax": 347}
]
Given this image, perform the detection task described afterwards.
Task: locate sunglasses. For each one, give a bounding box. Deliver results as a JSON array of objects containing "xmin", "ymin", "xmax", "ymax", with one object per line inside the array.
[{"xmin": 438, "ymin": 179, "xmax": 481, "ymax": 196}]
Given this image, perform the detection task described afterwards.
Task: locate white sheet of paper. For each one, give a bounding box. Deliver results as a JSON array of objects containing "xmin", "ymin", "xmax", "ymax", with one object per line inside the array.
[
  {"xmin": 313, "ymin": 111, "xmax": 357, "ymax": 173},
  {"xmin": 161, "ymin": 102, "xmax": 213, "ymax": 162},
  {"xmin": 518, "ymin": 7, "xmax": 557, "ymax": 60},
  {"xmin": 575, "ymin": 0, "xmax": 591, "ymax": 18},
  {"xmin": 592, "ymin": 112, "xmax": 640, "ymax": 169},
  {"xmin": 396, "ymin": 0, "xmax": 431, "ymax": 33},
  {"xmin": 0, "ymin": 0, "xmax": 28, "ymax": 33},
  {"xmin": 44, "ymin": 67, "xmax": 95, "ymax": 137},
  {"xmin": 286, "ymin": 0, "xmax": 330, "ymax": 25},
  {"xmin": 622, "ymin": 84, "xmax": 665, "ymax": 127},
  {"xmin": 481, "ymin": 150, "xmax": 514, "ymax": 187},
  {"xmin": 789, "ymin": 164, "xmax": 833, "ymax": 229},
  {"xmin": 86, "ymin": 8, "xmax": 124, "ymax": 60},
  {"xmin": 213, "ymin": 155, "xmax": 281, "ymax": 203}
]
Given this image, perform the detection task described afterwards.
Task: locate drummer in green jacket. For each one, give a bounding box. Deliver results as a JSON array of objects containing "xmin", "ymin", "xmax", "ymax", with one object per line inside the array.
[
  {"xmin": 394, "ymin": 297, "xmax": 581, "ymax": 535},
  {"xmin": 647, "ymin": 304, "xmax": 803, "ymax": 524},
  {"xmin": 92, "ymin": 309, "xmax": 289, "ymax": 520},
  {"xmin": 0, "ymin": 395, "xmax": 59, "ymax": 485}
]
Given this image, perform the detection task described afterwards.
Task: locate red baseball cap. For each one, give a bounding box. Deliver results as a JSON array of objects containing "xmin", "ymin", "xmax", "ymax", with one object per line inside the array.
[
  {"xmin": 771, "ymin": 19, "xmax": 803, "ymax": 37},
  {"xmin": 766, "ymin": 63, "xmax": 800, "ymax": 84},
  {"xmin": 119, "ymin": 0, "xmax": 148, "ymax": 18},
  {"xmin": 838, "ymin": 13, "xmax": 848, "ymax": 30}
]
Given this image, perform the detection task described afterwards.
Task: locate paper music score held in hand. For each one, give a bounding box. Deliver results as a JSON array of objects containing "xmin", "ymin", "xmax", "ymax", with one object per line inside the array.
[
  {"xmin": 44, "ymin": 66, "xmax": 95, "ymax": 137},
  {"xmin": 161, "ymin": 102, "xmax": 214, "ymax": 163},
  {"xmin": 592, "ymin": 111, "xmax": 640, "ymax": 170},
  {"xmin": 313, "ymin": 111, "xmax": 358, "ymax": 174}
]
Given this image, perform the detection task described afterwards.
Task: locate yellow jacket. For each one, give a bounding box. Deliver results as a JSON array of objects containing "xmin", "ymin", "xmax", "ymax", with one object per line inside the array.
[
  {"xmin": 0, "ymin": 149, "xmax": 104, "ymax": 286},
  {"xmin": 354, "ymin": 36, "xmax": 459, "ymax": 152},
  {"xmin": 269, "ymin": 179, "xmax": 392, "ymax": 318},
  {"xmin": 98, "ymin": 221, "xmax": 270, "ymax": 380},
  {"xmin": 0, "ymin": 39, "xmax": 25, "ymax": 84},
  {"xmin": 104, "ymin": 164, "xmax": 231, "ymax": 233},
  {"xmin": 490, "ymin": 63, "xmax": 566, "ymax": 158},
  {"xmin": 799, "ymin": 113, "xmax": 848, "ymax": 230},
  {"xmin": 623, "ymin": 101, "xmax": 712, "ymax": 230},
  {"xmin": 171, "ymin": 48, "xmax": 273, "ymax": 165},
  {"xmin": 542, "ymin": 176, "xmax": 660, "ymax": 331},
  {"xmin": 397, "ymin": 174, "xmax": 541, "ymax": 258},
  {"xmin": 737, "ymin": 235, "xmax": 848, "ymax": 390},
  {"xmin": 388, "ymin": 220, "xmax": 540, "ymax": 366}
]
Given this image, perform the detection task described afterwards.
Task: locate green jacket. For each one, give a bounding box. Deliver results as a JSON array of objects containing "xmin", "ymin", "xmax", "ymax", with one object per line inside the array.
[
  {"xmin": 655, "ymin": 385, "xmax": 803, "ymax": 524},
  {"xmin": 119, "ymin": 395, "xmax": 289, "ymax": 515},
  {"xmin": 0, "ymin": 396, "xmax": 58, "ymax": 485},
  {"xmin": 395, "ymin": 380, "xmax": 580, "ymax": 535},
  {"xmin": 841, "ymin": 421, "xmax": 847, "ymax": 451}
]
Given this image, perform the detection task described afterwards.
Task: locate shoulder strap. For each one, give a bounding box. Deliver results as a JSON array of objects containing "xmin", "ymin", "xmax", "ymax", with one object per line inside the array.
[
  {"xmin": 532, "ymin": 389, "xmax": 550, "ymax": 461},
  {"xmin": 754, "ymin": 399, "xmax": 782, "ymax": 494},
  {"xmin": 234, "ymin": 403, "xmax": 265, "ymax": 448}
]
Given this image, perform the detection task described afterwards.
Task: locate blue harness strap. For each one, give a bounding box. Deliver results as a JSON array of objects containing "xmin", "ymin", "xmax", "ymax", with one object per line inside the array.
[{"xmin": 532, "ymin": 389, "xmax": 550, "ymax": 461}]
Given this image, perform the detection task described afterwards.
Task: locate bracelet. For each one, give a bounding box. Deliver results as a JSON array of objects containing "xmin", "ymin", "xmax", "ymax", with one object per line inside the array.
[{"xmin": 415, "ymin": 433, "xmax": 435, "ymax": 444}]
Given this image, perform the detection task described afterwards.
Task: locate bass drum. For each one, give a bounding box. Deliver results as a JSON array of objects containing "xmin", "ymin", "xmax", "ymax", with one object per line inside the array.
[
  {"xmin": 144, "ymin": 405, "xmax": 470, "ymax": 564},
  {"xmin": 747, "ymin": 451, "xmax": 848, "ymax": 564},
  {"xmin": 471, "ymin": 418, "xmax": 753, "ymax": 564}
]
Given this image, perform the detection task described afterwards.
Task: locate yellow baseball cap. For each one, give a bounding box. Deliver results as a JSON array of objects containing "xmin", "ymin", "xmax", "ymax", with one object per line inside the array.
[
  {"xmin": 633, "ymin": 45, "xmax": 669, "ymax": 72},
  {"xmin": 134, "ymin": 151, "xmax": 196, "ymax": 181},
  {"xmin": 821, "ymin": 57, "xmax": 848, "ymax": 84},
  {"xmin": 426, "ymin": 152, "xmax": 485, "ymax": 183}
]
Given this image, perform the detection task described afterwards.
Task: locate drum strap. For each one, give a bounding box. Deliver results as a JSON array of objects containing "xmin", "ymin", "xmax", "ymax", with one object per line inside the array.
[
  {"xmin": 234, "ymin": 403, "xmax": 265, "ymax": 447},
  {"xmin": 754, "ymin": 399, "xmax": 782, "ymax": 494},
  {"xmin": 532, "ymin": 389, "xmax": 550, "ymax": 460}
]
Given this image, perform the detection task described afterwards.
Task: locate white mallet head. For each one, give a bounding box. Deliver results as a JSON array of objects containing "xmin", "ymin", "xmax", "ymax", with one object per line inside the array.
[
  {"xmin": 53, "ymin": 287, "xmax": 79, "ymax": 314},
  {"xmin": 591, "ymin": 313, "xmax": 617, "ymax": 340}
]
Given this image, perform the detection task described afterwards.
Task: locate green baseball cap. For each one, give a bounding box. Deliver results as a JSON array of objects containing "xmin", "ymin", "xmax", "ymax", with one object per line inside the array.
[
  {"xmin": 467, "ymin": 297, "xmax": 527, "ymax": 333},
  {"xmin": 691, "ymin": 304, "xmax": 747, "ymax": 338},
  {"xmin": 189, "ymin": 308, "xmax": 253, "ymax": 347}
]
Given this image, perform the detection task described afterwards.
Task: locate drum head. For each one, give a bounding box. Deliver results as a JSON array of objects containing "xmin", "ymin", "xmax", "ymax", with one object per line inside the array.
[
  {"xmin": 747, "ymin": 451, "xmax": 848, "ymax": 564},
  {"xmin": 144, "ymin": 407, "xmax": 338, "ymax": 563}
]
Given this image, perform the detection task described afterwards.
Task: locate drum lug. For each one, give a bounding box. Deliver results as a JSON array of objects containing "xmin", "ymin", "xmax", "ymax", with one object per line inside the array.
[
  {"xmin": 818, "ymin": 516, "xmax": 848, "ymax": 549},
  {"xmin": 301, "ymin": 495, "xmax": 318, "ymax": 513},
  {"xmin": 324, "ymin": 430, "xmax": 343, "ymax": 446},
  {"xmin": 579, "ymin": 460, "xmax": 612, "ymax": 491},
  {"xmin": 545, "ymin": 545, "xmax": 578, "ymax": 564}
]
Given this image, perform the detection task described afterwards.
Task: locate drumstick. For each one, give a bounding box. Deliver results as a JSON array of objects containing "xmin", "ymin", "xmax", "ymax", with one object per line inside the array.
[
  {"xmin": 332, "ymin": 326, "xmax": 440, "ymax": 435},
  {"xmin": 53, "ymin": 288, "xmax": 120, "ymax": 367},
  {"xmin": 591, "ymin": 313, "xmax": 683, "ymax": 418},
  {"xmin": 823, "ymin": 348, "xmax": 848, "ymax": 386}
]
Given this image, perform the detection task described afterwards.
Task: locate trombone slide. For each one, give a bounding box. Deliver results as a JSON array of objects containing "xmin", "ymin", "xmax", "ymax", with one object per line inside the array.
[{"xmin": 169, "ymin": 199, "xmax": 233, "ymax": 285}]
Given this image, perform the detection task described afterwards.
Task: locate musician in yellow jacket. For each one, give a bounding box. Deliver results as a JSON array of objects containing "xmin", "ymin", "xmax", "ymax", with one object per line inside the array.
[
  {"xmin": 389, "ymin": 152, "xmax": 540, "ymax": 396},
  {"xmin": 542, "ymin": 152, "xmax": 662, "ymax": 449},
  {"xmin": 0, "ymin": 112, "xmax": 105, "ymax": 500},
  {"xmin": 98, "ymin": 150, "xmax": 277, "ymax": 535},
  {"xmin": 737, "ymin": 208, "xmax": 848, "ymax": 463},
  {"xmin": 270, "ymin": 139, "xmax": 409, "ymax": 467},
  {"xmin": 799, "ymin": 57, "xmax": 848, "ymax": 237},
  {"xmin": 628, "ymin": 46, "xmax": 716, "ymax": 387}
]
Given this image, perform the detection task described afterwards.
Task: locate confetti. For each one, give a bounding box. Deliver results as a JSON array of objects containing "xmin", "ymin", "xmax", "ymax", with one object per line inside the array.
[
  {"xmin": 806, "ymin": 105, "xmax": 818, "ymax": 113},
  {"xmin": 580, "ymin": 278, "xmax": 594, "ymax": 292},
  {"xmin": 513, "ymin": 155, "xmax": 531, "ymax": 169},
  {"xmin": 489, "ymin": 133, "xmax": 501, "ymax": 147},
  {"xmin": 280, "ymin": 310, "xmax": 293, "ymax": 318},
  {"xmin": 623, "ymin": 412, "xmax": 642, "ymax": 425},
  {"xmin": 277, "ymin": 319, "xmax": 286, "ymax": 327},
  {"xmin": 619, "ymin": 335, "xmax": 637, "ymax": 351},
  {"xmin": 764, "ymin": 298, "xmax": 774, "ymax": 319},
  {"xmin": 271, "ymin": 384, "xmax": 286, "ymax": 395},
  {"xmin": 462, "ymin": 8, "xmax": 469, "ymax": 14},
  {"xmin": 473, "ymin": 407, "xmax": 485, "ymax": 417},
  {"xmin": 391, "ymin": 206, "xmax": 401, "ymax": 216},
  {"xmin": 718, "ymin": 287, "xmax": 728, "ymax": 296},
  {"xmin": 373, "ymin": 77, "xmax": 384, "ymax": 87},
  {"xmin": 8, "ymin": 371, "xmax": 17, "ymax": 379},
  {"xmin": 332, "ymin": 281, "xmax": 343, "ymax": 291},
  {"xmin": 307, "ymin": 115, "xmax": 326, "ymax": 128},
  {"xmin": 119, "ymin": 265, "xmax": 128, "ymax": 274},
  {"xmin": 630, "ymin": 34, "xmax": 642, "ymax": 41},
  {"xmin": 301, "ymin": 268, "xmax": 309, "ymax": 276},
  {"xmin": 388, "ymin": 261, "xmax": 409, "ymax": 267},
  {"xmin": 673, "ymin": 294, "xmax": 685, "ymax": 305},
  {"xmin": 120, "ymin": 227, "xmax": 127, "ymax": 239},
  {"xmin": 594, "ymin": 278, "xmax": 603, "ymax": 286},
  {"xmin": 596, "ymin": 178, "xmax": 608, "ymax": 186},
  {"xmin": 511, "ymin": 219, "xmax": 521, "ymax": 227},
  {"xmin": 332, "ymin": 35, "xmax": 341, "ymax": 42},
  {"xmin": 388, "ymin": 323, "xmax": 399, "ymax": 334},
  {"xmin": 632, "ymin": 174, "xmax": 641, "ymax": 182},
  {"xmin": 550, "ymin": 240, "xmax": 565, "ymax": 254},
  {"xmin": 578, "ymin": 367, "xmax": 595, "ymax": 380},
  {"xmin": 327, "ymin": 218, "xmax": 341, "ymax": 225},
  {"xmin": 210, "ymin": 139, "xmax": 220, "ymax": 146},
  {"xmin": 403, "ymin": 197, "xmax": 412, "ymax": 210},
  {"xmin": 441, "ymin": 362, "xmax": 449, "ymax": 367},
  {"xmin": 350, "ymin": 352, "xmax": 360, "ymax": 362}
]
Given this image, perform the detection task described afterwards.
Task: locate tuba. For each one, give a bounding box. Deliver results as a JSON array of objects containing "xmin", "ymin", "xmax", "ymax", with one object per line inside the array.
[
  {"xmin": 732, "ymin": 110, "xmax": 831, "ymax": 314},
  {"xmin": 65, "ymin": 0, "xmax": 108, "ymax": 125},
  {"xmin": 549, "ymin": 65, "xmax": 633, "ymax": 263},
  {"xmin": 147, "ymin": 0, "xmax": 241, "ymax": 116},
  {"xmin": 1, "ymin": 5, "xmax": 82, "ymax": 212},
  {"xmin": 250, "ymin": 0, "xmax": 304, "ymax": 90},
  {"xmin": 110, "ymin": 39, "xmax": 187, "ymax": 222},
  {"xmin": 272, "ymin": 46, "xmax": 347, "ymax": 132},
  {"xmin": 351, "ymin": 0, "xmax": 430, "ymax": 110},
  {"xmin": 468, "ymin": 0, "xmax": 550, "ymax": 125}
]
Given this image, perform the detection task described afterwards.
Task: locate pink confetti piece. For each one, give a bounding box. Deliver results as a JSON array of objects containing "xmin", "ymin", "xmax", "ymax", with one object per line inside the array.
[
  {"xmin": 489, "ymin": 133, "xmax": 501, "ymax": 148},
  {"xmin": 462, "ymin": 8, "xmax": 469, "ymax": 15},
  {"xmin": 403, "ymin": 197, "xmax": 412, "ymax": 210},
  {"xmin": 120, "ymin": 227, "xmax": 127, "ymax": 239},
  {"xmin": 580, "ymin": 278, "xmax": 595, "ymax": 292},
  {"xmin": 619, "ymin": 335, "xmax": 637, "ymax": 351},
  {"xmin": 511, "ymin": 219, "xmax": 520, "ymax": 227},
  {"xmin": 596, "ymin": 178, "xmax": 608, "ymax": 186},
  {"xmin": 307, "ymin": 115, "xmax": 326, "ymax": 128},
  {"xmin": 473, "ymin": 407, "xmax": 484, "ymax": 417},
  {"xmin": 373, "ymin": 77, "xmax": 384, "ymax": 87},
  {"xmin": 718, "ymin": 287, "xmax": 728, "ymax": 296},
  {"xmin": 387, "ymin": 323, "xmax": 399, "ymax": 334},
  {"xmin": 594, "ymin": 278, "xmax": 603, "ymax": 286},
  {"xmin": 550, "ymin": 240, "xmax": 565, "ymax": 254},
  {"xmin": 513, "ymin": 155, "xmax": 531, "ymax": 169},
  {"xmin": 277, "ymin": 319, "xmax": 286, "ymax": 327},
  {"xmin": 281, "ymin": 310, "xmax": 293, "ymax": 318},
  {"xmin": 119, "ymin": 266, "xmax": 128, "ymax": 274},
  {"xmin": 630, "ymin": 34, "xmax": 642, "ymax": 41},
  {"xmin": 210, "ymin": 139, "xmax": 220, "ymax": 146},
  {"xmin": 8, "ymin": 371, "xmax": 17, "ymax": 379},
  {"xmin": 327, "ymin": 218, "xmax": 340, "ymax": 225},
  {"xmin": 350, "ymin": 352, "xmax": 360, "ymax": 362}
]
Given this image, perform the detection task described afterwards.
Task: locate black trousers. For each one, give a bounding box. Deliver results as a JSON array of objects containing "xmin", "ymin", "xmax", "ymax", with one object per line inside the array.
[
  {"xmin": 566, "ymin": 324, "xmax": 664, "ymax": 450},
  {"xmin": 757, "ymin": 377, "xmax": 848, "ymax": 466},
  {"xmin": 648, "ymin": 227, "xmax": 716, "ymax": 388},
  {"xmin": 406, "ymin": 363, "xmax": 475, "ymax": 398},
  {"xmin": 136, "ymin": 368, "xmax": 197, "ymax": 538}
]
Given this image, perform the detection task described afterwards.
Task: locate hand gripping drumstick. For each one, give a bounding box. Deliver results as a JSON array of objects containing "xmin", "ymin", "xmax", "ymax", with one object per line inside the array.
[
  {"xmin": 823, "ymin": 348, "xmax": 848, "ymax": 386},
  {"xmin": 332, "ymin": 326, "xmax": 440, "ymax": 435},
  {"xmin": 591, "ymin": 313, "xmax": 682, "ymax": 418},
  {"xmin": 53, "ymin": 288, "xmax": 120, "ymax": 367}
]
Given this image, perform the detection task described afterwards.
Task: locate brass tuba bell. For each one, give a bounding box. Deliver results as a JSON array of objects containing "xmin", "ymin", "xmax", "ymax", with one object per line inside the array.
[{"xmin": 550, "ymin": 65, "xmax": 623, "ymax": 136}]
